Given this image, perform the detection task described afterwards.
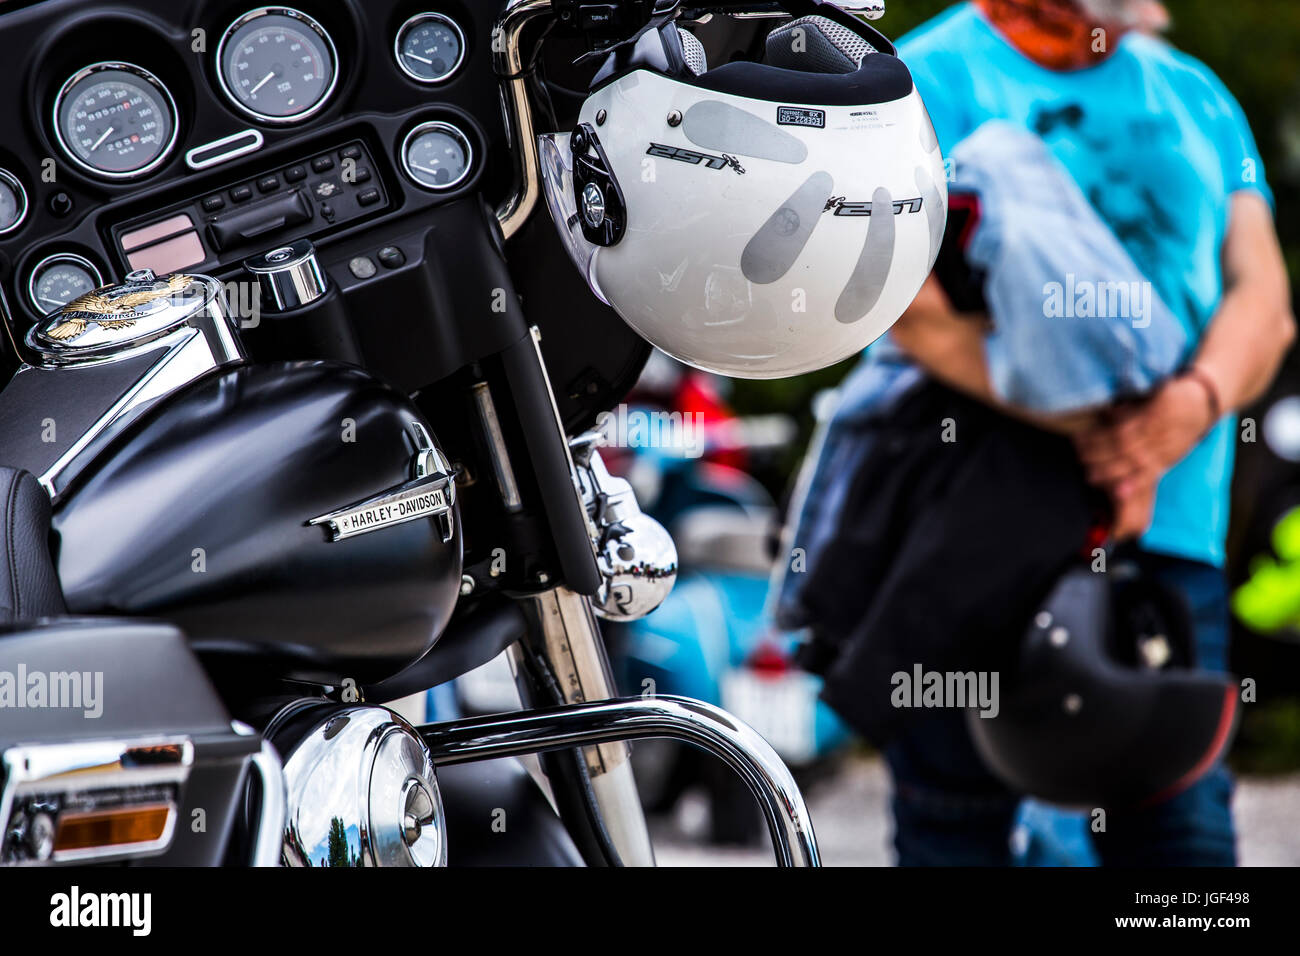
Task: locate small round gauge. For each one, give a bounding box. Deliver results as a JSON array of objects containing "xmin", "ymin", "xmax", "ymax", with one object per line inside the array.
[
  {"xmin": 53, "ymin": 63, "xmax": 178, "ymax": 180},
  {"xmin": 401, "ymin": 121, "xmax": 473, "ymax": 192},
  {"xmin": 0, "ymin": 169, "xmax": 28, "ymax": 235},
  {"xmin": 217, "ymin": 7, "xmax": 338, "ymax": 124},
  {"xmin": 28, "ymin": 254, "xmax": 104, "ymax": 315},
  {"xmin": 394, "ymin": 13, "xmax": 466, "ymax": 84}
]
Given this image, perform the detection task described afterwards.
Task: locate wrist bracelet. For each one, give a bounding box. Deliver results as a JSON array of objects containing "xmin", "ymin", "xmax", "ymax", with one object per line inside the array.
[{"xmin": 1184, "ymin": 366, "xmax": 1223, "ymax": 427}]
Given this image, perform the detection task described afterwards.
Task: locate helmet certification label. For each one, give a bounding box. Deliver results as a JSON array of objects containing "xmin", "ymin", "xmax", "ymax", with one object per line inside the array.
[{"xmin": 777, "ymin": 107, "xmax": 826, "ymax": 129}]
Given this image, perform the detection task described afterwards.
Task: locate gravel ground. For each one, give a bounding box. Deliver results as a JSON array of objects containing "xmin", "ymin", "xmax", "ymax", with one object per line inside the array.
[{"xmin": 649, "ymin": 753, "xmax": 1300, "ymax": 866}]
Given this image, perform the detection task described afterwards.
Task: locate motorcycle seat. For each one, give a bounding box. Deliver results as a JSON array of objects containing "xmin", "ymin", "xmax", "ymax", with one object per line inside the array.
[{"xmin": 0, "ymin": 467, "xmax": 67, "ymax": 624}]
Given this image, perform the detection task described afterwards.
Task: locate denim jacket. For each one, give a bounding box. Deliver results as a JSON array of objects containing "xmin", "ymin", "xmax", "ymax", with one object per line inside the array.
[{"xmin": 775, "ymin": 121, "xmax": 1187, "ymax": 627}]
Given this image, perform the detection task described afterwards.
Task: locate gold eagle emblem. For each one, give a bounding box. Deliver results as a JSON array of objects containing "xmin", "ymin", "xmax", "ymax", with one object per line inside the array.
[{"xmin": 45, "ymin": 273, "xmax": 193, "ymax": 342}]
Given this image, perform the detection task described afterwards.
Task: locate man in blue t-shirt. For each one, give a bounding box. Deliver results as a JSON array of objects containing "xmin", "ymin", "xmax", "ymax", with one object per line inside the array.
[{"xmin": 880, "ymin": 0, "xmax": 1295, "ymax": 864}]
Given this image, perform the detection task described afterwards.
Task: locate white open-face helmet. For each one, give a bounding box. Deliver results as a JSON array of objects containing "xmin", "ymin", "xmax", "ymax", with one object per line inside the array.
[{"xmin": 541, "ymin": 3, "xmax": 947, "ymax": 379}]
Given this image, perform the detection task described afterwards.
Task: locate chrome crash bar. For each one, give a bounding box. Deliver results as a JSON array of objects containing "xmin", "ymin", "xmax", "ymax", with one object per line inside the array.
[{"xmin": 419, "ymin": 695, "xmax": 821, "ymax": 867}]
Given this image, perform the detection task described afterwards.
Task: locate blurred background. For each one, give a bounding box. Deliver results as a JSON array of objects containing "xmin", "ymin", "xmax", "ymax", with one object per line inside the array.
[
  {"xmin": 447, "ymin": 0, "xmax": 1300, "ymax": 863},
  {"xmin": 717, "ymin": 0, "xmax": 1300, "ymax": 770}
]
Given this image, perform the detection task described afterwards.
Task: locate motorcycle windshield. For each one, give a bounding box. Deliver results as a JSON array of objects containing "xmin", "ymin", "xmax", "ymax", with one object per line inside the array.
[{"xmin": 538, "ymin": 132, "xmax": 608, "ymax": 305}]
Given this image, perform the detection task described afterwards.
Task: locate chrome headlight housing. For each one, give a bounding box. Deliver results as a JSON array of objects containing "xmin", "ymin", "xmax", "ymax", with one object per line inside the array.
[{"xmin": 274, "ymin": 704, "xmax": 446, "ymax": 867}]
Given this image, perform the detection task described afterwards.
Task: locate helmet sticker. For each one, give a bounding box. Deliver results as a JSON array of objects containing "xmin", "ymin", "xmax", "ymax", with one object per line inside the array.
[
  {"xmin": 777, "ymin": 106, "xmax": 827, "ymax": 129},
  {"xmin": 646, "ymin": 143, "xmax": 745, "ymax": 174},
  {"xmin": 741, "ymin": 171, "xmax": 835, "ymax": 284},
  {"xmin": 682, "ymin": 100, "xmax": 808, "ymax": 164},
  {"xmin": 836, "ymin": 186, "xmax": 896, "ymax": 323}
]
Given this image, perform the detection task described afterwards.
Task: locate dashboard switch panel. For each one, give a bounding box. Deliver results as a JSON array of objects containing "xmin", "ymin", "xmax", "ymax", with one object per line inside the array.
[{"xmin": 111, "ymin": 140, "xmax": 388, "ymax": 275}]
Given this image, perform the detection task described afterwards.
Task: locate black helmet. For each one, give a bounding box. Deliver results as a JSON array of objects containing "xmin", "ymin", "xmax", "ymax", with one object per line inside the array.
[{"xmin": 967, "ymin": 560, "xmax": 1238, "ymax": 807}]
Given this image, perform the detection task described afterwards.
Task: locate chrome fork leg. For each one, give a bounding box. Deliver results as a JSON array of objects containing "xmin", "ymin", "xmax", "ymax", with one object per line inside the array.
[
  {"xmin": 419, "ymin": 695, "xmax": 821, "ymax": 867},
  {"xmin": 517, "ymin": 587, "xmax": 656, "ymax": 866}
]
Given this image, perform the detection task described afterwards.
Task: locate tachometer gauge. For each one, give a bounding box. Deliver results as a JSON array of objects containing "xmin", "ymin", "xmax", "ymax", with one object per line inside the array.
[
  {"xmin": 395, "ymin": 13, "xmax": 466, "ymax": 84},
  {"xmin": 0, "ymin": 169, "xmax": 28, "ymax": 235},
  {"xmin": 400, "ymin": 121, "xmax": 473, "ymax": 191},
  {"xmin": 217, "ymin": 7, "xmax": 338, "ymax": 124},
  {"xmin": 28, "ymin": 254, "xmax": 104, "ymax": 315},
  {"xmin": 53, "ymin": 63, "xmax": 178, "ymax": 180}
]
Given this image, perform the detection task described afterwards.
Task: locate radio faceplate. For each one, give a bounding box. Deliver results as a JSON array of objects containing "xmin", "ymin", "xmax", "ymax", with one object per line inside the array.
[{"xmin": 110, "ymin": 140, "xmax": 389, "ymax": 278}]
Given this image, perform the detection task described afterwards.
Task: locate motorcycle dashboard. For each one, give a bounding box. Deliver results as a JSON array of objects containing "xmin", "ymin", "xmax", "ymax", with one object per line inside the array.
[{"xmin": 0, "ymin": 0, "xmax": 511, "ymax": 332}]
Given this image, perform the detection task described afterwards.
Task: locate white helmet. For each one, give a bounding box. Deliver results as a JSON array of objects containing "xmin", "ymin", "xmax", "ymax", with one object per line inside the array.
[{"xmin": 541, "ymin": 5, "xmax": 947, "ymax": 379}]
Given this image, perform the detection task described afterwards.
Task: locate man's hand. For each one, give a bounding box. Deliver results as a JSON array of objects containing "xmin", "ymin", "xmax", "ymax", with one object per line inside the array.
[
  {"xmin": 1073, "ymin": 374, "xmax": 1216, "ymax": 500},
  {"xmin": 1110, "ymin": 472, "xmax": 1158, "ymax": 541}
]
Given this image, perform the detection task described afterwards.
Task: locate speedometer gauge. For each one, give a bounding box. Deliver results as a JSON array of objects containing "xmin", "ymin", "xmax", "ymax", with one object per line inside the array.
[
  {"xmin": 217, "ymin": 7, "xmax": 338, "ymax": 124},
  {"xmin": 53, "ymin": 63, "xmax": 178, "ymax": 180}
]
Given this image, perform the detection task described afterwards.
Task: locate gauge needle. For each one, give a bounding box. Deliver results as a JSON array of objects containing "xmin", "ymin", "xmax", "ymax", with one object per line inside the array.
[
  {"xmin": 38, "ymin": 295, "xmax": 66, "ymax": 308},
  {"xmin": 410, "ymin": 162, "xmax": 444, "ymax": 176},
  {"xmin": 249, "ymin": 72, "xmax": 275, "ymax": 95},
  {"xmin": 404, "ymin": 51, "xmax": 433, "ymax": 64},
  {"xmin": 90, "ymin": 127, "xmax": 115, "ymax": 151}
]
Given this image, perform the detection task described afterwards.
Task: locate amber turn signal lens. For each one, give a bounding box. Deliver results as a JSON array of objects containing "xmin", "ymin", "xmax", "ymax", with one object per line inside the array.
[{"xmin": 53, "ymin": 804, "xmax": 172, "ymax": 852}]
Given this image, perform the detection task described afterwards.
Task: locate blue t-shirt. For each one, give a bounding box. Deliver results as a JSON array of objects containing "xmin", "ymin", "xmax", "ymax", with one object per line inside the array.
[{"xmin": 896, "ymin": 3, "xmax": 1273, "ymax": 568}]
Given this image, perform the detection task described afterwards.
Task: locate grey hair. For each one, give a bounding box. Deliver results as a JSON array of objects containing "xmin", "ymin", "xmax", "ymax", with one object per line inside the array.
[{"xmin": 1074, "ymin": 0, "xmax": 1145, "ymax": 25}]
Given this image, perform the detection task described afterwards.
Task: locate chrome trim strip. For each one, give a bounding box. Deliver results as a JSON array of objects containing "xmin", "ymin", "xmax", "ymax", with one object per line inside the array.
[
  {"xmin": 52, "ymin": 62, "xmax": 180, "ymax": 181},
  {"xmin": 215, "ymin": 6, "xmax": 340, "ymax": 126},
  {"xmin": 394, "ymin": 12, "xmax": 467, "ymax": 84},
  {"xmin": 36, "ymin": 297, "xmax": 245, "ymax": 499},
  {"xmin": 0, "ymin": 168, "xmax": 29, "ymax": 236},
  {"xmin": 185, "ymin": 129, "xmax": 265, "ymax": 170},
  {"xmin": 471, "ymin": 381, "xmax": 524, "ymax": 511},
  {"xmin": 249, "ymin": 740, "xmax": 287, "ymax": 867},
  {"xmin": 419, "ymin": 695, "xmax": 821, "ymax": 867}
]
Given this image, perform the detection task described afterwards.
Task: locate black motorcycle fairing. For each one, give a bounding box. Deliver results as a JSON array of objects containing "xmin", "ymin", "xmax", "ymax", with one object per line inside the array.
[
  {"xmin": 0, "ymin": 618, "xmax": 260, "ymax": 865},
  {"xmin": 438, "ymin": 757, "xmax": 584, "ymax": 867},
  {"xmin": 0, "ymin": 347, "xmax": 170, "ymax": 490},
  {"xmin": 507, "ymin": 209, "xmax": 650, "ymax": 435},
  {"xmin": 366, "ymin": 597, "xmax": 528, "ymax": 704},
  {"xmin": 0, "ymin": 467, "xmax": 66, "ymax": 624},
  {"xmin": 52, "ymin": 361, "xmax": 462, "ymax": 689}
]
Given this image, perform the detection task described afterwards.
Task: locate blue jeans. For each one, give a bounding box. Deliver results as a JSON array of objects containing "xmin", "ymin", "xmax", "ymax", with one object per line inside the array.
[{"xmin": 884, "ymin": 551, "xmax": 1237, "ymax": 866}]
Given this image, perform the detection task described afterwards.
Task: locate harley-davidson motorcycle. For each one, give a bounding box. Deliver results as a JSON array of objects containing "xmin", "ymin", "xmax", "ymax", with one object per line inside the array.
[{"xmin": 0, "ymin": 0, "xmax": 907, "ymax": 867}]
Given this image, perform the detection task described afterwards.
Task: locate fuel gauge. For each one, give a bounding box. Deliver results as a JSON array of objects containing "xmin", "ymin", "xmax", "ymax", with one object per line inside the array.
[
  {"xmin": 0, "ymin": 169, "xmax": 29, "ymax": 236},
  {"xmin": 400, "ymin": 121, "xmax": 473, "ymax": 192},
  {"xmin": 28, "ymin": 253, "xmax": 104, "ymax": 315}
]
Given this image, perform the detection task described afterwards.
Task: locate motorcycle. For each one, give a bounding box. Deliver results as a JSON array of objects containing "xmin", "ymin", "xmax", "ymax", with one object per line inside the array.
[{"xmin": 0, "ymin": 0, "xmax": 847, "ymax": 867}]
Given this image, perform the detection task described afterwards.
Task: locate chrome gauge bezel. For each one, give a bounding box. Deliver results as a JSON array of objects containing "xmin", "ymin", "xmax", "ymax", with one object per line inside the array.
[
  {"xmin": 27, "ymin": 252, "xmax": 105, "ymax": 316},
  {"xmin": 400, "ymin": 120, "xmax": 474, "ymax": 192},
  {"xmin": 215, "ymin": 6, "xmax": 340, "ymax": 125},
  {"xmin": 394, "ymin": 13, "xmax": 467, "ymax": 85},
  {"xmin": 0, "ymin": 168, "xmax": 29, "ymax": 236},
  {"xmin": 52, "ymin": 62, "xmax": 180, "ymax": 181}
]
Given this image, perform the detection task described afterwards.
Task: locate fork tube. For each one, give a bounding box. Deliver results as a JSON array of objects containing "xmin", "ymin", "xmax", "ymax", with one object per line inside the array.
[{"xmin": 521, "ymin": 586, "xmax": 656, "ymax": 866}]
